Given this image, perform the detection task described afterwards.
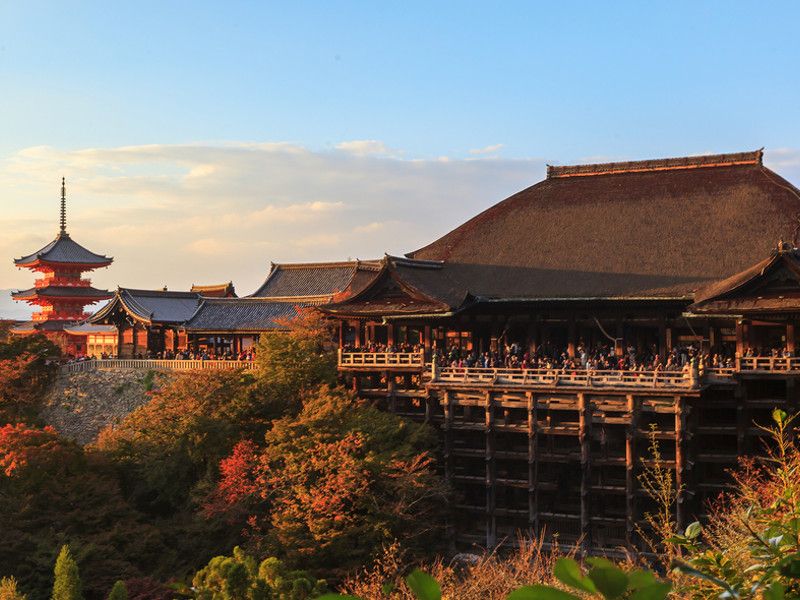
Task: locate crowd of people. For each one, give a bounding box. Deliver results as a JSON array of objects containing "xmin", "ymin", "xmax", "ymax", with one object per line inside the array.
[{"xmin": 342, "ymin": 340, "xmax": 747, "ymax": 373}]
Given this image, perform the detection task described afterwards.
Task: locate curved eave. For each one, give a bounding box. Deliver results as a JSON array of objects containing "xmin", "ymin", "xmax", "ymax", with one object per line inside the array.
[{"xmin": 14, "ymin": 257, "xmax": 113, "ymax": 270}]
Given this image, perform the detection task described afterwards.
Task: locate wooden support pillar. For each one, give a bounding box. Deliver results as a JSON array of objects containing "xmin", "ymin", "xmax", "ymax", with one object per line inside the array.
[
  {"xmin": 527, "ymin": 392, "xmax": 539, "ymax": 536},
  {"xmin": 386, "ymin": 372, "xmax": 396, "ymax": 413},
  {"xmin": 485, "ymin": 391, "xmax": 496, "ymax": 548},
  {"xmin": 355, "ymin": 321, "xmax": 362, "ymax": 348},
  {"xmin": 338, "ymin": 321, "xmax": 344, "ymax": 348},
  {"xmin": 658, "ymin": 316, "xmax": 667, "ymax": 358},
  {"xmin": 666, "ymin": 326, "xmax": 673, "ymax": 352},
  {"xmin": 578, "ymin": 392, "xmax": 591, "ymax": 550},
  {"xmin": 567, "ymin": 314, "xmax": 577, "ymax": 358},
  {"xmin": 424, "ymin": 325, "xmax": 431, "ymax": 352},
  {"xmin": 625, "ymin": 394, "xmax": 639, "ymax": 549},
  {"xmin": 132, "ymin": 322, "xmax": 139, "ymax": 358},
  {"xmin": 787, "ymin": 323, "xmax": 796, "ymax": 356},
  {"xmin": 675, "ymin": 396, "xmax": 687, "ymax": 531},
  {"xmin": 709, "ymin": 325, "xmax": 718, "ymax": 352},
  {"xmin": 735, "ymin": 320, "xmax": 744, "ymax": 357},
  {"xmin": 736, "ymin": 385, "xmax": 748, "ymax": 456},
  {"xmin": 387, "ymin": 323, "xmax": 395, "ymax": 346},
  {"xmin": 116, "ymin": 324, "xmax": 124, "ymax": 359},
  {"xmin": 615, "ymin": 317, "xmax": 624, "ymax": 357}
]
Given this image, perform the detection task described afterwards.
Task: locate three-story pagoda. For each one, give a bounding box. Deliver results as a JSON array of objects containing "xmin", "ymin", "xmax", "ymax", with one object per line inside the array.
[{"xmin": 11, "ymin": 178, "xmax": 113, "ymax": 355}]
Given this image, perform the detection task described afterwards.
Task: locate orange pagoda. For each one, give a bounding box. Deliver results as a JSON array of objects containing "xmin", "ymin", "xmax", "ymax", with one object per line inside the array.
[{"xmin": 11, "ymin": 178, "xmax": 113, "ymax": 355}]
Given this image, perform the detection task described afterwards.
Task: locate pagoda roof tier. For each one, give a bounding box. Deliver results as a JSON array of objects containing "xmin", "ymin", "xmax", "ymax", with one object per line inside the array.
[
  {"xmin": 12, "ymin": 285, "xmax": 112, "ymax": 302},
  {"xmin": 404, "ymin": 149, "xmax": 800, "ymax": 302},
  {"xmin": 250, "ymin": 260, "xmax": 381, "ymax": 301},
  {"xmin": 9, "ymin": 320, "xmax": 72, "ymax": 334},
  {"xmin": 184, "ymin": 297, "xmax": 304, "ymax": 333},
  {"xmin": 90, "ymin": 288, "xmax": 203, "ymax": 325},
  {"xmin": 15, "ymin": 232, "xmax": 112, "ymax": 268}
]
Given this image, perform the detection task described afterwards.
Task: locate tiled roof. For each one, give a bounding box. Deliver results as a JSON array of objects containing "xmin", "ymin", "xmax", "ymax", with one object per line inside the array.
[
  {"xmin": 63, "ymin": 323, "xmax": 118, "ymax": 335},
  {"xmin": 15, "ymin": 233, "xmax": 112, "ymax": 267},
  {"xmin": 250, "ymin": 261, "xmax": 381, "ymax": 299},
  {"xmin": 191, "ymin": 282, "xmax": 237, "ymax": 297},
  {"xmin": 90, "ymin": 288, "xmax": 202, "ymax": 325},
  {"xmin": 184, "ymin": 298, "xmax": 302, "ymax": 332}
]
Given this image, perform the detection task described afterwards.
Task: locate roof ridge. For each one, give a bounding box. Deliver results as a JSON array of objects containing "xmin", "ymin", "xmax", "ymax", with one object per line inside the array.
[{"xmin": 547, "ymin": 149, "xmax": 763, "ymax": 179}]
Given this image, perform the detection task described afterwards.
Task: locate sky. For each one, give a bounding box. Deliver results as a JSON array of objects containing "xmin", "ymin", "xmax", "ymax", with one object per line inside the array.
[{"xmin": 2, "ymin": 1, "xmax": 800, "ymax": 317}]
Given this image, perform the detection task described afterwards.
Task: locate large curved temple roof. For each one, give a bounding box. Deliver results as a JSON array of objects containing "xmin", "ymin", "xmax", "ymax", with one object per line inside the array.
[{"xmin": 404, "ymin": 149, "xmax": 800, "ymax": 303}]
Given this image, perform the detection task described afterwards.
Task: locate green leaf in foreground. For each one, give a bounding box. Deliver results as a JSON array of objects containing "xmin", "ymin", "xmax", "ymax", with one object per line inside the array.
[
  {"xmin": 553, "ymin": 558, "xmax": 598, "ymax": 593},
  {"xmin": 405, "ymin": 569, "xmax": 441, "ymax": 600},
  {"xmin": 587, "ymin": 565, "xmax": 628, "ymax": 599},
  {"xmin": 506, "ymin": 585, "xmax": 581, "ymax": 600}
]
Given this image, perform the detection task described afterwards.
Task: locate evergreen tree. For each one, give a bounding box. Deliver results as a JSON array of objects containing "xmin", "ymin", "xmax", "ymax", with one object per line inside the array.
[
  {"xmin": 51, "ymin": 545, "xmax": 83, "ymax": 600},
  {"xmin": 106, "ymin": 581, "xmax": 127, "ymax": 600},
  {"xmin": 0, "ymin": 576, "xmax": 27, "ymax": 600}
]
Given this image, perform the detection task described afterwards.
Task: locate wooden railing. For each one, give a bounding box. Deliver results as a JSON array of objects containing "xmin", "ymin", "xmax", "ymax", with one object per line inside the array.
[
  {"xmin": 338, "ymin": 350, "xmax": 425, "ymax": 368},
  {"xmin": 737, "ymin": 356, "xmax": 800, "ymax": 372},
  {"xmin": 434, "ymin": 367, "xmax": 699, "ymax": 389},
  {"xmin": 60, "ymin": 359, "xmax": 255, "ymax": 374}
]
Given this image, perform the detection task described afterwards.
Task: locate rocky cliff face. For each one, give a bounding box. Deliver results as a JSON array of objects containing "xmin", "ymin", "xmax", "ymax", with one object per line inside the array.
[{"xmin": 42, "ymin": 370, "xmax": 164, "ymax": 445}]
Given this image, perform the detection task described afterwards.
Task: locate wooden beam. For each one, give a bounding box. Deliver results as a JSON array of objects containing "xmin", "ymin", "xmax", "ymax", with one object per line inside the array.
[{"xmin": 485, "ymin": 391, "xmax": 496, "ymax": 548}]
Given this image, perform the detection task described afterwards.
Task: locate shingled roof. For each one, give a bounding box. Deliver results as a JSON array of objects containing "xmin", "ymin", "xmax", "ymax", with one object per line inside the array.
[
  {"xmin": 14, "ymin": 232, "xmax": 112, "ymax": 267},
  {"xmin": 90, "ymin": 288, "xmax": 202, "ymax": 325},
  {"xmin": 250, "ymin": 260, "xmax": 381, "ymax": 301},
  {"xmin": 183, "ymin": 298, "xmax": 302, "ymax": 333},
  {"xmin": 406, "ymin": 149, "xmax": 800, "ymax": 302},
  {"xmin": 191, "ymin": 282, "xmax": 237, "ymax": 297},
  {"xmin": 689, "ymin": 243, "xmax": 800, "ymax": 314}
]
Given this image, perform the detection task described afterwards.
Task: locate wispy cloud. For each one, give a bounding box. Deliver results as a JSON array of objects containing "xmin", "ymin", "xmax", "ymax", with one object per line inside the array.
[
  {"xmin": 469, "ymin": 143, "xmax": 504, "ymax": 156},
  {"xmin": 335, "ymin": 140, "xmax": 399, "ymax": 157}
]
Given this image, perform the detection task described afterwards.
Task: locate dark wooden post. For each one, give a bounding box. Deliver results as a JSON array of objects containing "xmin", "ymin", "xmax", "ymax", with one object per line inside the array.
[
  {"xmin": 625, "ymin": 394, "xmax": 639, "ymax": 549},
  {"xmin": 675, "ymin": 395, "xmax": 687, "ymax": 531},
  {"xmin": 131, "ymin": 322, "xmax": 138, "ymax": 357},
  {"xmin": 579, "ymin": 392, "xmax": 592, "ymax": 550},
  {"xmin": 527, "ymin": 391, "xmax": 539, "ymax": 536},
  {"xmin": 787, "ymin": 323, "xmax": 796, "ymax": 355},
  {"xmin": 485, "ymin": 391, "xmax": 496, "ymax": 548},
  {"xmin": 568, "ymin": 314, "xmax": 577, "ymax": 358}
]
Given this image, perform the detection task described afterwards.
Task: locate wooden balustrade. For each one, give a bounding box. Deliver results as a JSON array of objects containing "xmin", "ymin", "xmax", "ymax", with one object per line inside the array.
[
  {"xmin": 737, "ymin": 356, "xmax": 800, "ymax": 372},
  {"xmin": 60, "ymin": 359, "xmax": 255, "ymax": 374},
  {"xmin": 337, "ymin": 350, "xmax": 425, "ymax": 368},
  {"xmin": 434, "ymin": 366, "xmax": 699, "ymax": 389}
]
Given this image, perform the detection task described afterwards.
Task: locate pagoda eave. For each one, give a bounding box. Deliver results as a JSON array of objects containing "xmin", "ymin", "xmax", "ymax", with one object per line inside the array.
[{"xmin": 15, "ymin": 258, "xmax": 113, "ymax": 270}]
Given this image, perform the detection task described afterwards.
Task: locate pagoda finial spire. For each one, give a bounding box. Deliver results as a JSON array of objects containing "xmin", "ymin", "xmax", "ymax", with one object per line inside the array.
[{"xmin": 59, "ymin": 177, "xmax": 67, "ymax": 235}]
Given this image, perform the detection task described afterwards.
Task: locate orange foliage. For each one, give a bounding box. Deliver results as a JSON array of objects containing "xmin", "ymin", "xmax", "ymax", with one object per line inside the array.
[{"xmin": 0, "ymin": 423, "xmax": 72, "ymax": 477}]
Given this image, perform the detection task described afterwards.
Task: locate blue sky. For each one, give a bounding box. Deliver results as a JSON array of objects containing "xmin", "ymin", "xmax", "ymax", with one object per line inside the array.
[{"xmin": 2, "ymin": 1, "xmax": 800, "ymax": 316}]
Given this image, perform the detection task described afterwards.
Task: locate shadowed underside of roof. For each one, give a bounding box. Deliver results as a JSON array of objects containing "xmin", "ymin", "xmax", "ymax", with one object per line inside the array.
[
  {"xmin": 408, "ymin": 150, "xmax": 800, "ymax": 301},
  {"xmin": 184, "ymin": 298, "xmax": 303, "ymax": 332},
  {"xmin": 14, "ymin": 233, "xmax": 112, "ymax": 267}
]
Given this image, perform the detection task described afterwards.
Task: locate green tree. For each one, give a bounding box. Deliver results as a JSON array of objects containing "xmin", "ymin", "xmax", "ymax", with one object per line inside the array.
[
  {"xmin": 254, "ymin": 307, "xmax": 337, "ymax": 404},
  {"xmin": 191, "ymin": 547, "xmax": 326, "ymax": 600},
  {"xmin": 0, "ymin": 576, "xmax": 27, "ymax": 600},
  {"xmin": 106, "ymin": 581, "xmax": 127, "ymax": 600},
  {"xmin": 51, "ymin": 546, "xmax": 82, "ymax": 600}
]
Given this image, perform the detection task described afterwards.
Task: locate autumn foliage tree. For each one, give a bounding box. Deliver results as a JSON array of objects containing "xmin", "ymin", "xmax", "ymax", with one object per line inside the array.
[
  {"xmin": 209, "ymin": 385, "xmax": 449, "ymax": 575},
  {"xmin": 0, "ymin": 333, "xmax": 60, "ymax": 422}
]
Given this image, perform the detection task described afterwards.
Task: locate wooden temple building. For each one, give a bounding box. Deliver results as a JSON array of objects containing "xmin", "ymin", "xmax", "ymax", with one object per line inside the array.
[
  {"xmin": 85, "ymin": 260, "xmax": 381, "ymax": 357},
  {"xmin": 11, "ymin": 179, "xmax": 113, "ymax": 355},
  {"xmin": 317, "ymin": 149, "xmax": 800, "ymax": 551}
]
